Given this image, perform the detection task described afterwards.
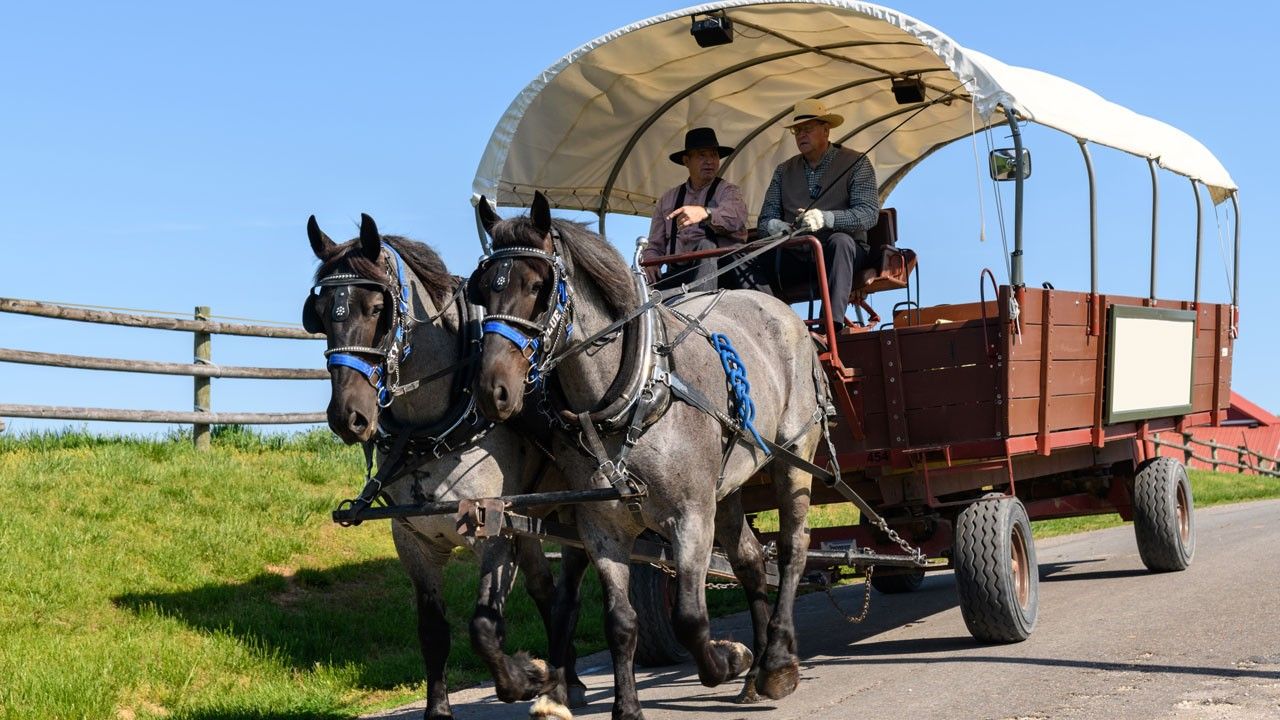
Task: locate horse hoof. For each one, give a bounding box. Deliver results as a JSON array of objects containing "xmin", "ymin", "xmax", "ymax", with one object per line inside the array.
[
  {"xmin": 712, "ymin": 639, "xmax": 754, "ymax": 679},
  {"xmin": 529, "ymin": 695, "xmax": 574, "ymax": 720},
  {"xmin": 733, "ymin": 679, "xmax": 761, "ymax": 705},
  {"xmin": 755, "ymin": 659, "xmax": 800, "ymax": 701},
  {"xmin": 567, "ymin": 682, "xmax": 588, "ymax": 709}
]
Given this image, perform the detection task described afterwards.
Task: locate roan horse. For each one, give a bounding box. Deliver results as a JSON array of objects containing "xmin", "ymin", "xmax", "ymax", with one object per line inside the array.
[
  {"xmin": 302, "ymin": 213, "xmax": 586, "ymax": 719},
  {"xmin": 469, "ymin": 192, "xmax": 831, "ymax": 720}
]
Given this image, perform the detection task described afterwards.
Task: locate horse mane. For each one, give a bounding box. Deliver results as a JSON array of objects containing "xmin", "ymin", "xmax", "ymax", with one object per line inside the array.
[
  {"xmin": 314, "ymin": 235, "xmax": 455, "ymax": 307},
  {"xmin": 488, "ymin": 216, "xmax": 637, "ymax": 316}
]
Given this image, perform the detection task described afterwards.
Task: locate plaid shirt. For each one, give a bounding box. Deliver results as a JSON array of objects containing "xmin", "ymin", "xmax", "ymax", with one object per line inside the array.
[{"xmin": 758, "ymin": 145, "xmax": 879, "ymax": 233}]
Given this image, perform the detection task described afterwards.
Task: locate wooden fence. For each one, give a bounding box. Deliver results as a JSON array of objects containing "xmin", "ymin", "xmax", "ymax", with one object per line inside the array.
[
  {"xmin": 0, "ymin": 297, "xmax": 326, "ymax": 449},
  {"xmin": 1152, "ymin": 432, "xmax": 1280, "ymax": 478}
]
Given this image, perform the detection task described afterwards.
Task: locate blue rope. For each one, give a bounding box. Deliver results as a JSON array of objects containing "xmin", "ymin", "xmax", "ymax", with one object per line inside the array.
[{"xmin": 710, "ymin": 333, "xmax": 770, "ymax": 456}]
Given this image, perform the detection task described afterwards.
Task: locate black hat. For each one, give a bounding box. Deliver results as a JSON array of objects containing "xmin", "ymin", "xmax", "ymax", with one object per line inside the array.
[{"xmin": 669, "ymin": 127, "xmax": 735, "ymax": 165}]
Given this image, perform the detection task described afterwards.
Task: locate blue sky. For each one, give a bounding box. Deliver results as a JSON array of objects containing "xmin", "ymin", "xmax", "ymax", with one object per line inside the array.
[{"xmin": 1, "ymin": 1, "xmax": 1273, "ymax": 437}]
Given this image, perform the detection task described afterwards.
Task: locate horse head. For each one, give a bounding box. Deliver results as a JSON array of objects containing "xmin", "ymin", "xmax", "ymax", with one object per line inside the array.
[
  {"xmin": 303, "ymin": 213, "xmax": 405, "ymax": 443},
  {"xmin": 470, "ymin": 192, "xmax": 565, "ymax": 421}
]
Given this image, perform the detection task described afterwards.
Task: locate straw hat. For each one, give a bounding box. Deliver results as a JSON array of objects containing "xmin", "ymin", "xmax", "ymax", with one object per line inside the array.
[
  {"xmin": 668, "ymin": 127, "xmax": 735, "ymax": 164},
  {"xmin": 782, "ymin": 98, "xmax": 844, "ymax": 129}
]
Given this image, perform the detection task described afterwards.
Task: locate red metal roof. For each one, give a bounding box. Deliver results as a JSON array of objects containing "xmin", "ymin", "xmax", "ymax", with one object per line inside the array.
[{"xmin": 1229, "ymin": 391, "xmax": 1278, "ymax": 426}]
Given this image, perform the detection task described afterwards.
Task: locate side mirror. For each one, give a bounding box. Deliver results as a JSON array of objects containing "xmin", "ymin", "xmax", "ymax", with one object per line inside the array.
[{"xmin": 989, "ymin": 147, "xmax": 1032, "ymax": 181}]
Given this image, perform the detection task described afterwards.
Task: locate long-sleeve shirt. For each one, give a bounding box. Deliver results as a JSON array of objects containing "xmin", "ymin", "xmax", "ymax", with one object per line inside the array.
[
  {"xmin": 757, "ymin": 145, "xmax": 879, "ymax": 234},
  {"xmin": 642, "ymin": 178, "xmax": 749, "ymax": 263}
]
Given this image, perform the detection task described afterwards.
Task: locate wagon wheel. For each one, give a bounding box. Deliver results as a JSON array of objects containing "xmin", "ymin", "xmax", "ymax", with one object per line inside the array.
[
  {"xmin": 869, "ymin": 567, "xmax": 926, "ymax": 594},
  {"xmin": 1132, "ymin": 457, "xmax": 1196, "ymax": 572},
  {"xmin": 953, "ymin": 494, "xmax": 1038, "ymax": 643},
  {"xmin": 629, "ymin": 562, "xmax": 690, "ymax": 667}
]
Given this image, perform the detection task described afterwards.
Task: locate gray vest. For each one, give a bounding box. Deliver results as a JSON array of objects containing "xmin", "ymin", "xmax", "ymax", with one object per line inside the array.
[{"xmin": 779, "ymin": 144, "xmax": 863, "ymax": 225}]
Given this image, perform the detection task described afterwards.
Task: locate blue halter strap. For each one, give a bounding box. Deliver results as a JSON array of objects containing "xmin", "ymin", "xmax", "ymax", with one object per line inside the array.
[
  {"xmin": 474, "ymin": 243, "xmax": 573, "ymax": 389},
  {"xmin": 320, "ymin": 243, "xmax": 413, "ymax": 407}
]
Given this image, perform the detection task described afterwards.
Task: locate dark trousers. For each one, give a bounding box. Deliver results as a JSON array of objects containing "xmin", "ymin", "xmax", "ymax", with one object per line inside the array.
[
  {"xmin": 655, "ymin": 237, "xmax": 774, "ymax": 294},
  {"xmin": 770, "ymin": 230, "xmax": 870, "ymax": 324}
]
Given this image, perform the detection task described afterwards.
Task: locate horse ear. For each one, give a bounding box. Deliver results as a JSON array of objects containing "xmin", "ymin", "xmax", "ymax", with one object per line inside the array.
[
  {"xmin": 532, "ymin": 191, "xmax": 552, "ymax": 238},
  {"xmin": 358, "ymin": 213, "xmax": 382, "ymax": 261},
  {"xmin": 477, "ymin": 195, "xmax": 501, "ymax": 237},
  {"xmin": 307, "ymin": 215, "xmax": 335, "ymax": 259}
]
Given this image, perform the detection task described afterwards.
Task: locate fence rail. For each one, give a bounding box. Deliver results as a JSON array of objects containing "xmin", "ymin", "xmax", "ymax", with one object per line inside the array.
[
  {"xmin": 1152, "ymin": 433, "xmax": 1280, "ymax": 478},
  {"xmin": 1, "ymin": 296, "xmax": 327, "ymax": 447},
  {"xmin": 0, "ymin": 297, "xmax": 319, "ymax": 339}
]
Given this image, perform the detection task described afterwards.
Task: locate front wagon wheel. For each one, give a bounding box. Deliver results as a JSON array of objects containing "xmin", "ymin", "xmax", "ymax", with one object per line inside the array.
[
  {"xmin": 1132, "ymin": 457, "xmax": 1196, "ymax": 572},
  {"xmin": 953, "ymin": 495, "xmax": 1038, "ymax": 643}
]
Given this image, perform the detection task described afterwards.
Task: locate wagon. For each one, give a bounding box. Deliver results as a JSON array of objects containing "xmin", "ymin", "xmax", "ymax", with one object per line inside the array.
[{"xmin": 342, "ymin": 0, "xmax": 1242, "ymax": 661}]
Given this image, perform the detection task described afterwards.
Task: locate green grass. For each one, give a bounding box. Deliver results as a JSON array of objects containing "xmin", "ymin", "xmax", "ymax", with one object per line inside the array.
[
  {"xmin": 0, "ymin": 427, "xmax": 605, "ymax": 720},
  {"xmin": 2, "ymin": 427, "xmax": 1276, "ymax": 720}
]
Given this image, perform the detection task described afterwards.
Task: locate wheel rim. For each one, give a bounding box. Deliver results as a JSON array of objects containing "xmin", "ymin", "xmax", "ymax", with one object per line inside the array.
[
  {"xmin": 1176, "ymin": 480, "xmax": 1191, "ymax": 545},
  {"xmin": 1010, "ymin": 523, "xmax": 1031, "ymax": 609}
]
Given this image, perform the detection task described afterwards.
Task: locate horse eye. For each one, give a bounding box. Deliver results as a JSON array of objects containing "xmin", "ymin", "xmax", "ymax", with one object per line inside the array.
[
  {"xmin": 529, "ymin": 281, "xmax": 545, "ymax": 296},
  {"xmin": 371, "ymin": 305, "xmax": 384, "ymax": 316}
]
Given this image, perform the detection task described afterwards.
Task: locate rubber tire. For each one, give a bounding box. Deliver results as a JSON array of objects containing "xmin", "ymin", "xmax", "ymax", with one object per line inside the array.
[
  {"xmin": 870, "ymin": 567, "xmax": 926, "ymax": 594},
  {"xmin": 629, "ymin": 562, "xmax": 689, "ymax": 667},
  {"xmin": 953, "ymin": 495, "xmax": 1038, "ymax": 643},
  {"xmin": 1132, "ymin": 457, "xmax": 1196, "ymax": 572}
]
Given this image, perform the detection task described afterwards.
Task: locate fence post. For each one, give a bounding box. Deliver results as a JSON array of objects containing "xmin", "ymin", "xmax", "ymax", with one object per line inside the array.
[
  {"xmin": 1182, "ymin": 432, "xmax": 1194, "ymax": 466},
  {"xmin": 193, "ymin": 306, "xmax": 211, "ymax": 450}
]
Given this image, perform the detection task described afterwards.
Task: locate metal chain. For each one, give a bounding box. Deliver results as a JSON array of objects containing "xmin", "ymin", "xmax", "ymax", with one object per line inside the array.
[
  {"xmin": 646, "ymin": 560, "xmax": 742, "ymax": 591},
  {"xmin": 824, "ymin": 564, "xmax": 875, "ymax": 624},
  {"xmin": 873, "ymin": 517, "xmax": 928, "ymax": 564}
]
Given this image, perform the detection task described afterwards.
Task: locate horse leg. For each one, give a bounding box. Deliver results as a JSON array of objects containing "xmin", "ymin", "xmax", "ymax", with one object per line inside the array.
[
  {"xmin": 515, "ymin": 535, "xmax": 589, "ymax": 708},
  {"xmin": 391, "ymin": 521, "xmax": 455, "ymax": 720},
  {"xmin": 713, "ymin": 491, "xmax": 771, "ymax": 704},
  {"xmin": 469, "ymin": 536, "xmax": 553, "ymax": 703},
  {"xmin": 671, "ymin": 506, "xmax": 755, "ymax": 689},
  {"xmin": 754, "ymin": 461, "xmax": 814, "ymax": 701},
  {"xmin": 534, "ymin": 515, "xmax": 642, "ymax": 720}
]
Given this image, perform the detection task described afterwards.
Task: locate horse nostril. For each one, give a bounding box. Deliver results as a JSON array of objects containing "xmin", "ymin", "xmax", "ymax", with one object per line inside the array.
[
  {"xmin": 349, "ymin": 410, "xmax": 369, "ymax": 434},
  {"xmin": 494, "ymin": 382, "xmax": 509, "ymax": 408}
]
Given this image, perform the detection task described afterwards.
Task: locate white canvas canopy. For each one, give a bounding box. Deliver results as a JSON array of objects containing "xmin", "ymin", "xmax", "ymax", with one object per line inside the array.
[{"xmin": 472, "ymin": 0, "xmax": 1237, "ymax": 223}]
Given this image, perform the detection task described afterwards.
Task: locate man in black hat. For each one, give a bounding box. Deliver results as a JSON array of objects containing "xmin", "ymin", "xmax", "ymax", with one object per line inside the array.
[{"xmin": 641, "ymin": 127, "xmax": 767, "ymax": 291}]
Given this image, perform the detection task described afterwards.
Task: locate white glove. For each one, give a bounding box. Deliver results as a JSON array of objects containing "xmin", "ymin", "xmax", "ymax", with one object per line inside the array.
[
  {"xmin": 764, "ymin": 218, "xmax": 790, "ymax": 236},
  {"xmin": 797, "ymin": 208, "xmax": 834, "ymax": 233}
]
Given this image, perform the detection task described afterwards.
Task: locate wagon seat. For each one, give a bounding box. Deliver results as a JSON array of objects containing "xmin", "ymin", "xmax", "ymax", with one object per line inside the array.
[{"xmin": 770, "ymin": 207, "xmax": 916, "ymax": 327}]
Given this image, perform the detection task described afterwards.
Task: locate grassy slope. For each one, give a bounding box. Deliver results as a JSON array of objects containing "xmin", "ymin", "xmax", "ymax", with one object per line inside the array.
[
  {"xmin": 1, "ymin": 429, "xmax": 1275, "ymax": 719},
  {"xmin": 0, "ymin": 429, "xmax": 604, "ymax": 720}
]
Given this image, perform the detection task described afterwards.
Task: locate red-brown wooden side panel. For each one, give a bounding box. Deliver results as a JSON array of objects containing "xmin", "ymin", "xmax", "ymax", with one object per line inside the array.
[
  {"xmin": 1011, "ymin": 324, "xmax": 1100, "ymax": 362},
  {"xmin": 904, "ymin": 402, "xmax": 1003, "ymax": 446},
  {"xmin": 1008, "ymin": 360, "xmax": 1098, "ymax": 399},
  {"xmin": 1009, "ymin": 394, "xmax": 1095, "ymax": 436}
]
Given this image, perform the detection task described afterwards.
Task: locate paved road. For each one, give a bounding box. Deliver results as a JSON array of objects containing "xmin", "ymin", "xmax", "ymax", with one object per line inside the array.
[{"xmin": 369, "ymin": 500, "xmax": 1280, "ymax": 719}]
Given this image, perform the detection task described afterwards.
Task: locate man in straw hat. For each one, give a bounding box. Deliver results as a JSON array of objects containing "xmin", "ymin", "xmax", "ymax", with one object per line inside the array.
[
  {"xmin": 758, "ymin": 98, "xmax": 880, "ymax": 332},
  {"xmin": 642, "ymin": 127, "xmax": 768, "ymax": 291}
]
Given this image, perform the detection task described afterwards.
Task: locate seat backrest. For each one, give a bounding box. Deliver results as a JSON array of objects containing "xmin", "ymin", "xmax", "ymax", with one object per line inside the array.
[{"xmin": 866, "ymin": 207, "xmax": 897, "ymax": 252}]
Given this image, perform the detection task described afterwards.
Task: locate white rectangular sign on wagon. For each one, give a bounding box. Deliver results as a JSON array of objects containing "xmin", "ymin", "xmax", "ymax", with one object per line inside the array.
[{"xmin": 1105, "ymin": 305, "xmax": 1197, "ymax": 424}]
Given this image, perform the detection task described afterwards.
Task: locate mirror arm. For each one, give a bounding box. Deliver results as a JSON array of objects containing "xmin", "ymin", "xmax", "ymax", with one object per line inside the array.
[{"xmin": 1005, "ymin": 106, "xmax": 1024, "ymax": 288}]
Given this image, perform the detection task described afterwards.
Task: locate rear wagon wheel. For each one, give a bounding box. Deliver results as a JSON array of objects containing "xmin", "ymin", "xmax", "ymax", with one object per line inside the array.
[
  {"xmin": 953, "ymin": 494, "xmax": 1038, "ymax": 643},
  {"xmin": 629, "ymin": 562, "xmax": 689, "ymax": 667},
  {"xmin": 1132, "ymin": 457, "xmax": 1196, "ymax": 572},
  {"xmin": 870, "ymin": 567, "xmax": 926, "ymax": 594}
]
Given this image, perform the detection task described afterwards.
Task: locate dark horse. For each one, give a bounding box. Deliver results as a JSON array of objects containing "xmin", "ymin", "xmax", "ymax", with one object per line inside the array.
[
  {"xmin": 303, "ymin": 214, "xmax": 585, "ymax": 718},
  {"xmin": 469, "ymin": 193, "xmax": 830, "ymax": 719}
]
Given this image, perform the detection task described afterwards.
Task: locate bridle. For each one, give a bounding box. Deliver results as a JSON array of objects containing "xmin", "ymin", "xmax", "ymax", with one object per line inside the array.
[
  {"xmin": 469, "ymin": 227, "xmax": 574, "ymax": 390},
  {"xmin": 308, "ymin": 243, "xmax": 415, "ymax": 407}
]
